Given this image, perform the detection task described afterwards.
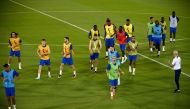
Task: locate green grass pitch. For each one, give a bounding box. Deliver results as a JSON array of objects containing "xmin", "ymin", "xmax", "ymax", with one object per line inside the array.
[{"xmin": 0, "ymin": 0, "xmax": 190, "ymax": 109}]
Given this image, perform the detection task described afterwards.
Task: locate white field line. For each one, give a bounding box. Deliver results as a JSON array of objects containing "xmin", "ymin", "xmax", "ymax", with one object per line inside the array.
[
  {"xmin": 1, "ymin": 10, "xmax": 190, "ymax": 19},
  {"xmin": 9, "ymin": 0, "xmax": 189, "ymax": 77}
]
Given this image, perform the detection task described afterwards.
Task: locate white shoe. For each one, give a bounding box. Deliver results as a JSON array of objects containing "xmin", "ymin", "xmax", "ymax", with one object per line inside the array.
[
  {"xmin": 48, "ymin": 73, "xmax": 51, "ymax": 78},
  {"xmin": 132, "ymin": 72, "xmax": 135, "ymax": 76},
  {"xmin": 35, "ymin": 77, "xmax": 40, "ymax": 80},
  {"xmin": 18, "ymin": 66, "xmax": 22, "ymax": 70}
]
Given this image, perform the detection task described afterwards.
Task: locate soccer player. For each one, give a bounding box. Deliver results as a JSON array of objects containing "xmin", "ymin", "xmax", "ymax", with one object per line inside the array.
[
  {"xmin": 106, "ymin": 56, "xmax": 124, "ymax": 100},
  {"xmin": 88, "ymin": 25, "xmax": 100, "ymax": 40},
  {"xmin": 169, "ymin": 50, "xmax": 181, "ymax": 93},
  {"xmin": 1, "ymin": 64, "xmax": 19, "ymax": 109},
  {"xmin": 123, "ymin": 19, "xmax": 134, "ymax": 43},
  {"xmin": 36, "ymin": 39, "xmax": 51, "ymax": 80},
  {"xmin": 58, "ymin": 37, "xmax": 77, "ymax": 78},
  {"xmin": 116, "ymin": 26, "xmax": 128, "ymax": 64},
  {"xmin": 160, "ymin": 17, "xmax": 167, "ymax": 51},
  {"xmin": 169, "ymin": 11, "xmax": 179, "ymax": 43},
  {"xmin": 147, "ymin": 17, "xmax": 155, "ymax": 52},
  {"xmin": 127, "ymin": 36, "xmax": 138, "ymax": 75},
  {"xmin": 89, "ymin": 34, "xmax": 102, "ymax": 72},
  {"xmin": 104, "ymin": 18, "xmax": 117, "ymax": 59},
  {"xmin": 8, "ymin": 32, "xmax": 22, "ymax": 69},
  {"xmin": 152, "ymin": 20, "xmax": 163, "ymax": 57}
]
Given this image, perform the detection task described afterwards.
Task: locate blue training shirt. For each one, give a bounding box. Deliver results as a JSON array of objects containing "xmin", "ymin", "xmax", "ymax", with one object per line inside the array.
[{"xmin": 1, "ymin": 69, "xmax": 19, "ymax": 88}]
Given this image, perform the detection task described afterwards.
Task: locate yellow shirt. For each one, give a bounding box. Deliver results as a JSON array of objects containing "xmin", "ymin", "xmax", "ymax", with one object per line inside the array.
[
  {"xmin": 124, "ymin": 24, "xmax": 133, "ymax": 37},
  {"xmin": 105, "ymin": 24, "xmax": 115, "ymax": 38},
  {"xmin": 90, "ymin": 29, "xmax": 100, "ymax": 39},
  {"xmin": 160, "ymin": 21, "xmax": 166, "ymax": 34},
  {"xmin": 9, "ymin": 37, "xmax": 21, "ymax": 51},
  {"xmin": 38, "ymin": 45, "xmax": 50, "ymax": 60},
  {"xmin": 90, "ymin": 39, "xmax": 101, "ymax": 53},
  {"xmin": 63, "ymin": 43, "xmax": 72, "ymax": 58}
]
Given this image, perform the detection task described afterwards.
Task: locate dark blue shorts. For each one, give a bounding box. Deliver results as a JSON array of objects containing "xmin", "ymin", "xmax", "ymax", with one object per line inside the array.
[
  {"xmin": 39, "ymin": 59, "xmax": 50, "ymax": 66},
  {"xmin": 119, "ymin": 44, "xmax": 126, "ymax": 51},
  {"xmin": 109, "ymin": 79, "xmax": 118, "ymax": 87},
  {"xmin": 153, "ymin": 37, "xmax": 162, "ymax": 45},
  {"xmin": 62, "ymin": 57, "xmax": 73, "ymax": 65},
  {"xmin": 126, "ymin": 37, "xmax": 132, "ymax": 43},
  {"xmin": 5, "ymin": 87, "xmax": 15, "ymax": 97},
  {"xmin": 128, "ymin": 55, "xmax": 137, "ymax": 61},
  {"xmin": 105, "ymin": 38, "xmax": 114, "ymax": 47},
  {"xmin": 170, "ymin": 27, "xmax": 177, "ymax": 33},
  {"xmin": 90, "ymin": 53, "xmax": 99, "ymax": 60},
  {"xmin": 10, "ymin": 49, "xmax": 21, "ymax": 57},
  {"xmin": 162, "ymin": 34, "xmax": 166, "ymax": 40},
  {"xmin": 148, "ymin": 35, "xmax": 153, "ymax": 41}
]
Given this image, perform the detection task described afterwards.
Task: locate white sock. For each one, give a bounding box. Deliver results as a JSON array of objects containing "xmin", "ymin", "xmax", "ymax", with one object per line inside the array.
[
  {"xmin": 150, "ymin": 48, "xmax": 153, "ymax": 52},
  {"xmin": 162, "ymin": 46, "xmax": 165, "ymax": 51},
  {"xmin": 110, "ymin": 91, "xmax": 114, "ymax": 97},
  {"xmin": 73, "ymin": 71, "xmax": 76, "ymax": 75},
  {"xmin": 59, "ymin": 70, "xmax": 62, "ymax": 75},
  {"xmin": 173, "ymin": 38, "xmax": 175, "ymax": 41},
  {"xmin": 48, "ymin": 71, "xmax": 51, "ymax": 76},
  {"xmin": 122, "ymin": 57, "xmax": 125, "ymax": 62},
  {"xmin": 13, "ymin": 105, "xmax": 16, "ymax": 109},
  {"xmin": 106, "ymin": 51, "xmax": 108, "ymax": 56},
  {"xmin": 158, "ymin": 51, "xmax": 160, "ymax": 55},
  {"xmin": 129, "ymin": 65, "xmax": 132, "ymax": 72},
  {"xmin": 124, "ymin": 55, "xmax": 127, "ymax": 59},
  {"xmin": 8, "ymin": 107, "xmax": 11, "ymax": 109},
  {"xmin": 91, "ymin": 64, "xmax": 94, "ymax": 68},
  {"xmin": 18, "ymin": 62, "xmax": 21, "ymax": 68},
  {"xmin": 118, "ymin": 77, "xmax": 120, "ymax": 85},
  {"xmin": 95, "ymin": 67, "xmax": 97, "ymax": 71},
  {"xmin": 170, "ymin": 38, "xmax": 172, "ymax": 42},
  {"xmin": 37, "ymin": 73, "xmax": 40, "ymax": 78},
  {"xmin": 133, "ymin": 68, "xmax": 136, "ymax": 73}
]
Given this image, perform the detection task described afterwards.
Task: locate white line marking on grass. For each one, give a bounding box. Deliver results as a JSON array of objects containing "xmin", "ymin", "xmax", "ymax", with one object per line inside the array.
[
  {"xmin": 9, "ymin": 0, "xmax": 88, "ymax": 33},
  {"xmin": 9, "ymin": 0, "xmax": 189, "ymax": 78}
]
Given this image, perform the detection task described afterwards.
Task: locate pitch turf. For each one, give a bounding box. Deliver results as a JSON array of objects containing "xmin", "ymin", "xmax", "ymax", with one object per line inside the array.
[{"xmin": 0, "ymin": 0, "xmax": 190, "ymax": 109}]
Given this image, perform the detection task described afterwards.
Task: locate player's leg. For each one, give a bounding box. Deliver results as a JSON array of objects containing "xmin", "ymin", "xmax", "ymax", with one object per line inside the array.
[
  {"xmin": 94, "ymin": 53, "xmax": 99, "ymax": 72},
  {"xmin": 132, "ymin": 60, "xmax": 136, "ymax": 75},
  {"xmin": 46, "ymin": 59, "xmax": 51, "ymax": 78},
  {"xmin": 16, "ymin": 51, "xmax": 22, "ymax": 69},
  {"xmin": 174, "ymin": 69, "xmax": 181, "ymax": 92},
  {"xmin": 170, "ymin": 27, "xmax": 173, "ymax": 42},
  {"xmin": 148, "ymin": 35, "xmax": 153, "ymax": 52},
  {"xmin": 7, "ymin": 96, "xmax": 11, "ymax": 109},
  {"xmin": 12, "ymin": 96, "xmax": 16, "ymax": 109},
  {"xmin": 128, "ymin": 55, "xmax": 132, "ymax": 73},
  {"xmin": 162, "ymin": 34, "xmax": 166, "ymax": 51},
  {"xmin": 8, "ymin": 49, "xmax": 14, "ymax": 65},
  {"xmin": 173, "ymin": 28, "xmax": 176, "ymax": 42},
  {"xmin": 120, "ymin": 44, "xmax": 126, "ymax": 64},
  {"xmin": 105, "ymin": 38, "xmax": 109, "ymax": 59},
  {"xmin": 5, "ymin": 88, "xmax": 12, "ymax": 109},
  {"xmin": 58, "ymin": 63, "xmax": 64, "ymax": 78},
  {"xmin": 90, "ymin": 54, "xmax": 94, "ymax": 70},
  {"xmin": 36, "ymin": 65, "xmax": 42, "ymax": 79},
  {"xmin": 70, "ymin": 65, "xmax": 76, "ymax": 78},
  {"xmin": 157, "ymin": 38, "xmax": 161, "ymax": 57}
]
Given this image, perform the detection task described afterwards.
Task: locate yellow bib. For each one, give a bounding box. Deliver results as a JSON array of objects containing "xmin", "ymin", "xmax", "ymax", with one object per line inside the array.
[
  {"xmin": 63, "ymin": 43, "xmax": 72, "ymax": 58},
  {"xmin": 9, "ymin": 37, "xmax": 21, "ymax": 51},
  {"xmin": 90, "ymin": 39, "xmax": 100, "ymax": 53},
  {"xmin": 160, "ymin": 21, "xmax": 166, "ymax": 34},
  {"xmin": 90, "ymin": 29, "xmax": 99, "ymax": 39},
  {"xmin": 38, "ymin": 45, "xmax": 50, "ymax": 60},
  {"xmin": 124, "ymin": 24, "xmax": 133, "ymax": 37},
  {"xmin": 105, "ymin": 24, "xmax": 115, "ymax": 38}
]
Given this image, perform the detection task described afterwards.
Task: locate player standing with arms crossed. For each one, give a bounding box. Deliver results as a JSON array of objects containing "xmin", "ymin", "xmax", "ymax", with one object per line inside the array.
[
  {"xmin": 36, "ymin": 39, "xmax": 51, "ymax": 80},
  {"xmin": 8, "ymin": 32, "xmax": 22, "ymax": 70},
  {"xmin": 89, "ymin": 34, "xmax": 102, "ymax": 72}
]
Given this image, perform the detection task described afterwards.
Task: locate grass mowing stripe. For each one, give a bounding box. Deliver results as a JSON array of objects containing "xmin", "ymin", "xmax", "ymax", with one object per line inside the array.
[
  {"xmin": 9, "ymin": 0, "xmax": 189, "ymax": 78},
  {"xmin": 9, "ymin": 0, "xmax": 89, "ymax": 33}
]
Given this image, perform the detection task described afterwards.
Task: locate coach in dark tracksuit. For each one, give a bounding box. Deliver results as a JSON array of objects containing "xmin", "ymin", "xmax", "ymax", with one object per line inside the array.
[{"xmin": 169, "ymin": 50, "xmax": 181, "ymax": 93}]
